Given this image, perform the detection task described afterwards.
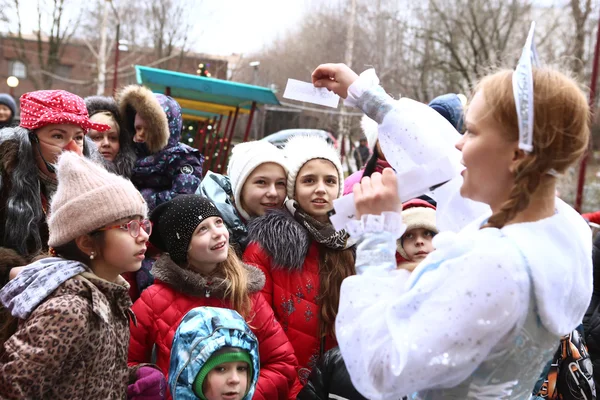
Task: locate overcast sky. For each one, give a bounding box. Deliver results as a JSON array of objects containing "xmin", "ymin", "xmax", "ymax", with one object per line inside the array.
[
  {"xmin": 194, "ymin": 0, "xmax": 313, "ymax": 55},
  {"xmin": 5, "ymin": 0, "xmax": 571, "ymax": 57},
  {"xmin": 4, "ymin": 0, "xmax": 315, "ymax": 56}
]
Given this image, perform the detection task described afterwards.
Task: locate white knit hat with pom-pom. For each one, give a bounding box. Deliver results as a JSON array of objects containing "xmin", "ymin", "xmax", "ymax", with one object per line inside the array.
[
  {"xmin": 227, "ymin": 140, "xmax": 288, "ymax": 221},
  {"xmin": 283, "ymin": 135, "xmax": 344, "ymax": 199}
]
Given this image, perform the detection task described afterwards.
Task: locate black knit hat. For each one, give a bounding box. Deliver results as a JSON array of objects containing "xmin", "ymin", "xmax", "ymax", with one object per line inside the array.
[{"xmin": 149, "ymin": 194, "xmax": 222, "ymax": 264}]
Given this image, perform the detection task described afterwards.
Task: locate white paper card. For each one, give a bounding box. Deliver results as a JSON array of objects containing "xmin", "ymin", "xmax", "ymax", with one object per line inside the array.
[{"xmin": 283, "ymin": 79, "xmax": 340, "ymax": 108}]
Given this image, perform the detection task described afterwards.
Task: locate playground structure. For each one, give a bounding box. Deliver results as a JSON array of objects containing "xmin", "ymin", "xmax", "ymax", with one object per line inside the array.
[{"xmin": 135, "ymin": 65, "xmax": 280, "ymax": 174}]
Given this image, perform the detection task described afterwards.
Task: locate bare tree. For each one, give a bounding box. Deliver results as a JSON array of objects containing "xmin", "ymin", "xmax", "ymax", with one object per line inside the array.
[
  {"xmin": 7, "ymin": 0, "xmax": 82, "ymax": 89},
  {"xmin": 0, "ymin": 0, "xmax": 10, "ymax": 23},
  {"xmin": 569, "ymin": 0, "xmax": 594, "ymax": 80}
]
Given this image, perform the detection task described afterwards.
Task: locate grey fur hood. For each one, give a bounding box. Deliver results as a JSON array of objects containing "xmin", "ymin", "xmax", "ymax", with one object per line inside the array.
[
  {"xmin": 246, "ymin": 209, "xmax": 311, "ymax": 272},
  {"xmin": 151, "ymin": 254, "xmax": 265, "ymax": 297}
]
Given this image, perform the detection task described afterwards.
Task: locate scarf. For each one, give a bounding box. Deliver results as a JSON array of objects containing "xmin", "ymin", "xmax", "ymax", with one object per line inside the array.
[
  {"xmin": 38, "ymin": 170, "xmax": 58, "ymax": 200},
  {"xmin": 286, "ymin": 200, "xmax": 348, "ymax": 250},
  {"xmin": 0, "ymin": 257, "xmax": 86, "ymax": 319}
]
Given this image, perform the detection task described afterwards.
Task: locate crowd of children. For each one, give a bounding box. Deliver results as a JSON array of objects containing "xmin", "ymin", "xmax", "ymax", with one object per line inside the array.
[{"xmin": 0, "ymin": 21, "xmax": 597, "ymax": 400}]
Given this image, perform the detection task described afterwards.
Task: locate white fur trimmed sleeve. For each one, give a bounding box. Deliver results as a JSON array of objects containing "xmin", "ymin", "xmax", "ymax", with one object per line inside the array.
[
  {"xmin": 346, "ymin": 212, "xmax": 406, "ymax": 277},
  {"xmin": 344, "ymin": 69, "xmax": 490, "ymax": 233},
  {"xmin": 335, "ymin": 241, "xmax": 529, "ymax": 400}
]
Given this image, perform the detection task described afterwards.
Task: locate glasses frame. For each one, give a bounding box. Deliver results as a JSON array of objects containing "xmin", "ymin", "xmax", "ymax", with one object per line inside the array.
[{"xmin": 98, "ymin": 219, "xmax": 152, "ymax": 238}]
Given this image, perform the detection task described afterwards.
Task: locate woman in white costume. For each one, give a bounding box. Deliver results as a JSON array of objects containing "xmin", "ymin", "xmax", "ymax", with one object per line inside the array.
[{"xmin": 311, "ymin": 25, "xmax": 593, "ymax": 400}]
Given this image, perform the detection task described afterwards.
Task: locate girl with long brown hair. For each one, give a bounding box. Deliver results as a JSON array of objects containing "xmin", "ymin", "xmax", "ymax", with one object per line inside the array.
[
  {"xmin": 311, "ymin": 25, "xmax": 592, "ymax": 399},
  {"xmin": 243, "ymin": 135, "xmax": 356, "ymax": 384},
  {"xmin": 127, "ymin": 194, "xmax": 299, "ymax": 400}
]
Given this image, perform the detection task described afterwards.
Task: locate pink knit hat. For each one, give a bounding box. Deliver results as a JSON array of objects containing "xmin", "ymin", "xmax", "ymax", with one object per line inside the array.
[{"xmin": 48, "ymin": 152, "xmax": 148, "ymax": 247}]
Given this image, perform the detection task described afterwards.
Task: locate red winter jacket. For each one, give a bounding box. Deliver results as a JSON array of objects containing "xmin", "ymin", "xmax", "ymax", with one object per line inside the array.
[
  {"xmin": 122, "ymin": 271, "xmax": 139, "ymax": 302},
  {"xmin": 243, "ymin": 210, "xmax": 340, "ymax": 384},
  {"xmin": 128, "ymin": 255, "xmax": 299, "ymax": 400}
]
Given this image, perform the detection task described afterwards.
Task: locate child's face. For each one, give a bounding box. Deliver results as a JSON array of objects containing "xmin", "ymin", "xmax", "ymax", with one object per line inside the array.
[
  {"xmin": 0, "ymin": 104, "xmax": 12, "ymax": 122},
  {"xmin": 187, "ymin": 216, "xmax": 229, "ymax": 274},
  {"xmin": 240, "ymin": 162, "xmax": 287, "ymax": 218},
  {"xmin": 402, "ymin": 228, "xmax": 435, "ymax": 262},
  {"xmin": 93, "ymin": 216, "xmax": 149, "ymax": 281},
  {"xmin": 89, "ymin": 113, "xmax": 120, "ymax": 162},
  {"xmin": 203, "ymin": 361, "xmax": 249, "ymax": 400},
  {"xmin": 294, "ymin": 159, "xmax": 339, "ymax": 223},
  {"xmin": 133, "ymin": 113, "xmax": 147, "ymax": 144}
]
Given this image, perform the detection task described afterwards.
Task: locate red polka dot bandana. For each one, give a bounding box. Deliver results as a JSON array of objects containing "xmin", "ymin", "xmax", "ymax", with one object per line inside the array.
[{"xmin": 19, "ymin": 90, "xmax": 110, "ymax": 132}]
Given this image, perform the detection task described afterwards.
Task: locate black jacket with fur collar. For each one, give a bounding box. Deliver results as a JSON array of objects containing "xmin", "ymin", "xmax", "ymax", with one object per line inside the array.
[{"xmin": 0, "ymin": 127, "xmax": 104, "ymax": 259}]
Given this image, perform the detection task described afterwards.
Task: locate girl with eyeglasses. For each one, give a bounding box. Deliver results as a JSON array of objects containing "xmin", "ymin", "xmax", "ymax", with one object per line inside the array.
[
  {"xmin": 0, "ymin": 152, "xmax": 165, "ymax": 399},
  {"xmin": 128, "ymin": 194, "xmax": 300, "ymax": 400}
]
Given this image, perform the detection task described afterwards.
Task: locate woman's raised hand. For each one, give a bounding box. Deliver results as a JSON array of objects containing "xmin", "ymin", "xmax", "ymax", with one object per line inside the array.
[
  {"xmin": 353, "ymin": 168, "xmax": 402, "ymax": 218},
  {"xmin": 311, "ymin": 63, "xmax": 360, "ymax": 99}
]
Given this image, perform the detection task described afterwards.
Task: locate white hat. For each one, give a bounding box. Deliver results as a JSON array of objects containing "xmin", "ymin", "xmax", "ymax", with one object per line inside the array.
[
  {"xmin": 361, "ymin": 114, "xmax": 379, "ymax": 151},
  {"xmin": 397, "ymin": 202, "xmax": 437, "ymax": 260},
  {"xmin": 284, "ymin": 135, "xmax": 344, "ymax": 199},
  {"xmin": 227, "ymin": 141, "xmax": 288, "ymax": 221}
]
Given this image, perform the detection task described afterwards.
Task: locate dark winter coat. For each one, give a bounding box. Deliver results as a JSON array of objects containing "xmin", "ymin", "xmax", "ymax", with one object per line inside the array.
[
  {"xmin": 243, "ymin": 210, "xmax": 338, "ymax": 384},
  {"xmin": 297, "ymin": 347, "xmax": 368, "ymax": 400},
  {"xmin": 128, "ymin": 254, "xmax": 299, "ymax": 400},
  {"xmin": 117, "ymin": 85, "xmax": 204, "ymax": 212},
  {"xmin": 85, "ymin": 95, "xmax": 136, "ymax": 178},
  {"xmin": 584, "ymin": 233, "xmax": 600, "ymax": 387},
  {"xmin": 0, "ymin": 126, "xmax": 102, "ymax": 259},
  {"xmin": 298, "ymin": 347, "xmax": 406, "ymax": 400}
]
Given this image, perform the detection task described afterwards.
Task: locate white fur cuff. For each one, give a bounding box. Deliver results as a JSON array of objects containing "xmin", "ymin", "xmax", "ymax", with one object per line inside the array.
[{"xmin": 346, "ymin": 212, "xmax": 406, "ymax": 239}]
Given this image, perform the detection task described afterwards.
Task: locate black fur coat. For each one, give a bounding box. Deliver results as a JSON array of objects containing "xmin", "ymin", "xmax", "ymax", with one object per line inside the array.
[{"xmin": 0, "ymin": 126, "xmax": 103, "ymax": 259}]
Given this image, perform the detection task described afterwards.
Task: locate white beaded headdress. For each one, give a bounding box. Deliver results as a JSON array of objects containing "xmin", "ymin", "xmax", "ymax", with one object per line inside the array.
[{"xmin": 512, "ymin": 21, "xmax": 539, "ymax": 153}]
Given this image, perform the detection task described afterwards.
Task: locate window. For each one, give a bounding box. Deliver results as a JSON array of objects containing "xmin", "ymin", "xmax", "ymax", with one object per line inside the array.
[
  {"xmin": 55, "ymin": 64, "xmax": 73, "ymax": 78},
  {"xmin": 9, "ymin": 60, "xmax": 26, "ymax": 79}
]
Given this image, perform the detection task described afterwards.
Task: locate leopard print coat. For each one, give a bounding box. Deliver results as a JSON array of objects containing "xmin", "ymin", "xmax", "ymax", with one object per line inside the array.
[{"xmin": 0, "ymin": 272, "xmax": 133, "ymax": 399}]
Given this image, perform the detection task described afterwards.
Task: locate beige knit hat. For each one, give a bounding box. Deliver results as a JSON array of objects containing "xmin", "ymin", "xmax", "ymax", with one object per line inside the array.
[
  {"xmin": 227, "ymin": 140, "xmax": 288, "ymax": 221},
  {"xmin": 283, "ymin": 135, "xmax": 344, "ymax": 199},
  {"xmin": 48, "ymin": 152, "xmax": 148, "ymax": 247},
  {"xmin": 397, "ymin": 201, "xmax": 438, "ymax": 260}
]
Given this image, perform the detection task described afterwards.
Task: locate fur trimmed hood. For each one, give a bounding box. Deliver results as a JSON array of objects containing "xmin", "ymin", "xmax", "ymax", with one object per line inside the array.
[
  {"xmin": 246, "ymin": 209, "xmax": 311, "ymax": 271},
  {"xmin": 116, "ymin": 85, "xmax": 171, "ymax": 154},
  {"xmin": 151, "ymin": 254, "xmax": 265, "ymax": 297}
]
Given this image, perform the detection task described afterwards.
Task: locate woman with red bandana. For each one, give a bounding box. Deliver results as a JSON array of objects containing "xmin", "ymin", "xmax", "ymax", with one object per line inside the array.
[{"xmin": 0, "ymin": 90, "xmax": 108, "ymax": 276}]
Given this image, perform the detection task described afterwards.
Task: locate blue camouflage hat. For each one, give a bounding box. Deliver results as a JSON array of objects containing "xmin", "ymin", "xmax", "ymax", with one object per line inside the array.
[{"xmin": 169, "ymin": 307, "xmax": 260, "ymax": 400}]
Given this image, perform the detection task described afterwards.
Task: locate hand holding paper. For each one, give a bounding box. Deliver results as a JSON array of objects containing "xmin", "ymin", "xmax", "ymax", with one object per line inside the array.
[
  {"xmin": 283, "ymin": 79, "xmax": 340, "ymax": 108},
  {"xmin": 311, "ymin": 63, "xmax": 360, "ymax": 99},
  {"xmin": 353, "ymin": 169, "xmax": 402, "ymax": 218}
]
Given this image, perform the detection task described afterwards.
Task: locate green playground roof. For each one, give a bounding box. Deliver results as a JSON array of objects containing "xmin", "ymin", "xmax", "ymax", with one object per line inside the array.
[{"xmin": 135, "ymin": 65, "xmax": 281, "ymax": 118}]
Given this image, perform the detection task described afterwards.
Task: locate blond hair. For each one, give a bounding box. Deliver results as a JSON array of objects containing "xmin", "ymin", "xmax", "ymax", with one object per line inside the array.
[
  {"xmin": 218, "ymin": 245, "xmax": 253, "ymax": 320},
  {"xmin": 476, "ymin": 68, "xmax": 589, "ymax": 229}
]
